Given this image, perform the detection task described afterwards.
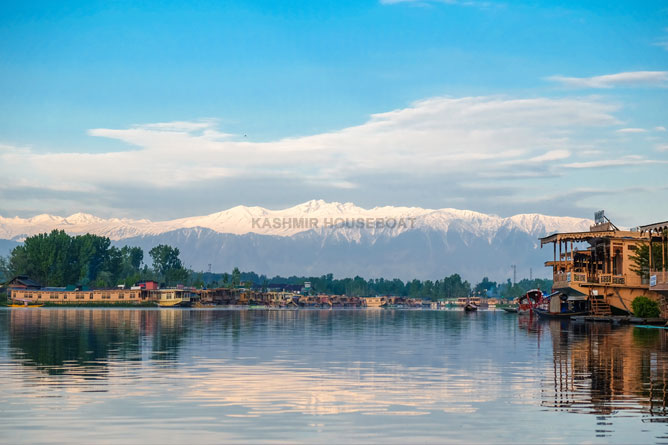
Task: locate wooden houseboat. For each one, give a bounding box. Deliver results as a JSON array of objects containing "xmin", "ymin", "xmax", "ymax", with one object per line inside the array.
[
  {"xmin": 540, "ymin": 213, "xmax": 665, "ymax": 317},
  {"xmin": 363, "ymin": 296, "xmax": 387, "ymax": 308}
]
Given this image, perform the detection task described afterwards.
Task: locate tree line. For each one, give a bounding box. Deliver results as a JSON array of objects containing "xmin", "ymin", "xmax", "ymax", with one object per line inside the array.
[
  {"xmin": 0, "ymin": 230, "xmax": 187, "ymax": 288},
  {"xmin": 0, "ymin": 230, "xmax": 551, "ymax": 300}
]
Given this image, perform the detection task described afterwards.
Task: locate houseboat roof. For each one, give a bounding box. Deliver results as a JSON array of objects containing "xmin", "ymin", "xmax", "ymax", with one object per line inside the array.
[
  {"xmin": 638, "ymin": 221, "xmax": 668, "ymax": 235},
  {"xmin": 2, "ymin": 275, "xmax": 42, "ymax": 288},
  {"xmin": 540, "ymin": 230, "xmax": 641, "ymax": 246}
]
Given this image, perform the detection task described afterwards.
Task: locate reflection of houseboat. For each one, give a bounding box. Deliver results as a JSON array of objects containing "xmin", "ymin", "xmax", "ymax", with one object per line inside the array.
[{"xmin": 540, "ymin": 212, "xmax": 665, "ymax": 316}]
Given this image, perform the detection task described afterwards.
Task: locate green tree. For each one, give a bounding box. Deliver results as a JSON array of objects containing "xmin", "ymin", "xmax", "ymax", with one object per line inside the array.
[
  {"xmin": 121, "ymin": 246, "xmax": 144, "ymax": 271},
  {"xmin": 630, "ymin": 243, "xmax": 665, "ymax": 280},
  {"xmin": 149, "ymin": 244, "xmax": 183, "ymax": 275},
  {"xmin": 9, "ymin": 230, "xmax": 78, "ymax": 286},
  {"xmin": 231, "ymin": 267, "xmax": 241, "ymax": 287},
  {"xmin": 74, "ymin": 233, "xmax": 111, "ymax": 284},
  {"xmin": 149, "ymin": 244, "xmax": 186, "ymax": 285},
  {"xmin": 632, "ymin": 296, "xmax": 661, "ymax": 318}
]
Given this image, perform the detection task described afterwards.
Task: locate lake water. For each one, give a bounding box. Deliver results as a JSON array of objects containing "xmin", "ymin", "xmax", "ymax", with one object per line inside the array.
[{"xmin": 1, "ymin": 308, "xmax": 668, "ymax": 444}]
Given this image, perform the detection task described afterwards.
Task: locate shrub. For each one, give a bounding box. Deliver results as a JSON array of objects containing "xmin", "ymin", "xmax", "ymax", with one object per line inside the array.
[{"xmin": 631, "ymin": 296, "xmax": 661, "ymax": 318}]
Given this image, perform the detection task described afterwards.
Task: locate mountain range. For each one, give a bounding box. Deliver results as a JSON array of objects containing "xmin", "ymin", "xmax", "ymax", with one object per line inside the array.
[{"xmin": 0, "ymin": 200, "xmax": 592, "ymax": 282}]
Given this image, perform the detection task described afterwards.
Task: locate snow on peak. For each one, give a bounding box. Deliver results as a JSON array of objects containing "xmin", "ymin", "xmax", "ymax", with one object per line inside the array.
[
  {"xmin": 0, "ymin": 200, "xmax": 592, "ymax": 241},
  {"xmin": 65, "ymin": 213, "xmax": 103, "ymax": 224}
]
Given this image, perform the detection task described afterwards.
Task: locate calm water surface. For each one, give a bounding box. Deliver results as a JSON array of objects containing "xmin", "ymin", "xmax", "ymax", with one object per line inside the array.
[{"xmin": 2, "ymin": 308, "xmax": 668, "ymax": 443}]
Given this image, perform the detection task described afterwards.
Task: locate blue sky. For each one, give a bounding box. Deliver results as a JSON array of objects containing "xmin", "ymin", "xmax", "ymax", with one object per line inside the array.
[{"xmin": 0, "ymin": 0, "xmax": 667, "ymax": 225}]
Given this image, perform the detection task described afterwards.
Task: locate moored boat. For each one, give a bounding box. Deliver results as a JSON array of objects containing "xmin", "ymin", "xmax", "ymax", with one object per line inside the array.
[
  {"xmin": 502, "ymin": 307, "xmax": 518, "ymax": 313},
  {"xmin": 464, "ymin": 302, "xmax": 478, "ymax": 312},
  {"xmin": 533, "ymin": 291, "xmax": 588, "ymax": 319},
  {"xmin": 9, "ymin": 297, "xmax": 44, "ymax": 308},
  {"xmin": 533, "ymin": 308, "xmax": 588, "ymax": 319},
  {"xmin": 517, "ymin": 289, "xmax": 543, "ymax": 314}
]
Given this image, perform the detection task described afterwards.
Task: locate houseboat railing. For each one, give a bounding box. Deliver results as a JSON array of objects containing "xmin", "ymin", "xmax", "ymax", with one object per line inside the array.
[{"xmin": 554, "ymin": 271, "xmax": 645, "ymax": 287}]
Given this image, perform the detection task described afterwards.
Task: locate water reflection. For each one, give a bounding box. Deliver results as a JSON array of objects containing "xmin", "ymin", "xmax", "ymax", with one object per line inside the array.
[
  {"xmin": 540, "ymin": 319, "xmax": 668, "ymax": 419},
  {"xmin": 1, "ymin": 308, "xmax": 668, "ymax": 443}
]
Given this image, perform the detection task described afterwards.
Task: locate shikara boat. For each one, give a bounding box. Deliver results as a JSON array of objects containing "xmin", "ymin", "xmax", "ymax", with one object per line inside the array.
[
  {"xmin": 517, "ymin": 290, "xmax": 544, "ymax": 314},
  {"xmin": 464, "ymin": 302, "xmax": 478, "ymax": 312},
  {"xmin": 9, "ymin": 299, "xmax": 44, "ymax": 308},
  {"xmin": 502, "ymin": 307, "xmax": 518, "ymax": 313},
  {"xmin": 533, "ymin": 291, "xmax": 588, "ymax": 319},
  {"xmin": 533, "ymin": 308, "xmax": 588, "ymax": 319}
]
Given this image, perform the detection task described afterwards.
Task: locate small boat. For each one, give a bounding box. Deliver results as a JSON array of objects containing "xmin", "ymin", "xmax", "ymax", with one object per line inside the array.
[
  {"xmin": 533, "ymin": 291, "xmax": 589, "ymax": 319},
  {"xmin": 9, "ymin": 299, "xmax": 44, "ymax": 308},
  {"xmin": 9, "ymin": 303, "xmax": 44, "ymax": 308},
  {"xmin": 158, "ymin": 299, "xmax": 186, "ymax": 307},
  {"xmin": 502, "ymin": 307, "xmax": 518, "ymax": 313},
  {"xmin": 533, "ymin": 308, "xmax": 587, "ymax": 319},
  {"xmin": 464, "ymin": 302, "xmax": 478, "ymax": 312},
  {"xmin": 517, "ymin": 290, "xmax": 544, "ymax": 314}
]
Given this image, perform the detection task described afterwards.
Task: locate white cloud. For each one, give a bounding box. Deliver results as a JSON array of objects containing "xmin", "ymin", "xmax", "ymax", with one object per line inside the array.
[
  {"xmin": 655, "ymin": 41, "xmax": 668, "ymax": 51},
  {"xmin": 655, "ymin": 126, "xmax": 666, "ymax": 132},
  {"xmin": 528, "ymin": 150, "xmax": 571, "ymax": 162},
  {"xmin": 547, "ymin": 71, "xmax": 668, "ymax": 89},
  {"xmin": 657, "ymin": 144, "xmax": 668, "ymax": 152},
  {"xmin": 0, "ymin": 95, "xmax": 640, "ymax": 215},
  {"xmin": 563, "ymin": 156, "xmax": 668, "ymax": 169},
  {"xmin": 615, "ymin": 128, "xmax": 647, "ymax": 134}
]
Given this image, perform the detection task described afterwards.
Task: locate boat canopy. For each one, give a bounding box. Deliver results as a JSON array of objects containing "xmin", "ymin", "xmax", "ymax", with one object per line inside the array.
[
  {"xmin": 552, "ymin": 287, "xmax": 586, "ymax": 297},
  {"xmin": 567, "ymin": 295, "xmax": 587, "ymax": 301},
  {"xmin": 543, "ymin": 291, "xmax": 560, "ymax": 300}
]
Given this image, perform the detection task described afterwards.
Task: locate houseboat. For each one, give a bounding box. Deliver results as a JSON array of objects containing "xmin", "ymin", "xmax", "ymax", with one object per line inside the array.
[
  {"xmin": 145, "ymin": 288, "xmax": 196, "ymax": 307},
  {"xmin": 364, "ymin": 296, "xmax": 387, "ymax": 308},
  {"xmin": 540, "ymin": 212, "xmax": 666, "ymax": 317}
]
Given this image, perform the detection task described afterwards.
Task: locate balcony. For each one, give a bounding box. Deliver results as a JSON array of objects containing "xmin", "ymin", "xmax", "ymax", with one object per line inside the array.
[{"xmin": 552, "ymin": 271, "xmax": 645, "ymax": 289}]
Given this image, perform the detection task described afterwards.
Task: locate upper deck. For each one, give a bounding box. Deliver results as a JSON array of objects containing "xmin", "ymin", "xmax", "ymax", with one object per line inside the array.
[{"xmin": 540, "ymin": 220, "xmax": 647, "ymax": 292}]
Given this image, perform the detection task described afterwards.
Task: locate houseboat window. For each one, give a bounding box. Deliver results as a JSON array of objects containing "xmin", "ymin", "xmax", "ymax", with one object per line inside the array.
[
  {"xmin": 90, "ymin": 294, "xmax": 94, "ymax": 299},
  {"xmin": 119, "ymin": 294, "xmax": 124, "ymax": 299}
]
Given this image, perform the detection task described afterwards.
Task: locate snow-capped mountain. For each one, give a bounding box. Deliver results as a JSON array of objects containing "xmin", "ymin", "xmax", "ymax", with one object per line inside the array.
[
  {"xmin": 0, "ymin": 200, "xmax": 592, "ymax": 281},
  {"xmin": 0, "ymin": 199, "xmax": 590, "ymax": 241}
]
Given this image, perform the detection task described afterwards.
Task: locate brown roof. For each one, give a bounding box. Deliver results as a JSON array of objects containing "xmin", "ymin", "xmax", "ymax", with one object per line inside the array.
[
  {"xmin": 639, "ymin": 221, "xmax": 668, "ymax": 234},
  {"xmin": 540, "ymin": 230, "xmax": 641, "ymax": 245}
]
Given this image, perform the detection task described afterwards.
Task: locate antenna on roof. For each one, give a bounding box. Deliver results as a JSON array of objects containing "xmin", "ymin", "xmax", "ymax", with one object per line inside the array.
[{"xmin": 594, "ymin": 210, "xmax": 619, "ymax": 231}]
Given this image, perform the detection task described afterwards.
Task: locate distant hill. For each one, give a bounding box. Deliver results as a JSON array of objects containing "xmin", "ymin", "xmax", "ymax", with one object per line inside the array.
[
  {"xmin": 0, "ymin": 239, "xmax": 20, "ymax": 258},
  {"xmin": 1, "ymin": 200, "xmax": 591, "ymax": 282}
]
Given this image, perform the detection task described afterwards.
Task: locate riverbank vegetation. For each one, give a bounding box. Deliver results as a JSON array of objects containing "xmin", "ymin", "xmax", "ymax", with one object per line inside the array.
[{"xmin": 1, "ymin": 230, "xmax": 551, "ymax": 300}]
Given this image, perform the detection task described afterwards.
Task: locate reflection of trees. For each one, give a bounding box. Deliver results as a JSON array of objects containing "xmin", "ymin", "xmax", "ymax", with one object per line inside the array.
[
  {"xmin": 541, "ymin": 320, "xmax": 668, "ymax": 418},
  {"xmin": 8, "ymin": 309, "xmax": 191, "ymax": 376}
]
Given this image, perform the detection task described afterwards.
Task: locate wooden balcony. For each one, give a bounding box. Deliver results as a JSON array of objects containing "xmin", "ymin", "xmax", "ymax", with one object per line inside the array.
[{"xmin": 552, "ymin": 271, "xmax": 646, "ymax": 289}]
